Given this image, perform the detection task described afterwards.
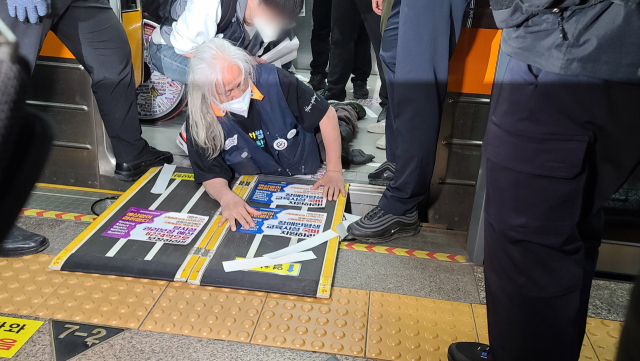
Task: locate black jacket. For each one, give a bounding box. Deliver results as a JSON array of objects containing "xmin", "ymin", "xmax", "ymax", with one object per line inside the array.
[{"xmin": 490, "ymin": 0, "xmax": 640, "ymax": 82}]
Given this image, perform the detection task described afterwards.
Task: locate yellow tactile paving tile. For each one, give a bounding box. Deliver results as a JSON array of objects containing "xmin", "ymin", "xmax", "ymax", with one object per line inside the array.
[
  {"xmin": 0, "ymin": 254, "xmax": 67, "ymax": 315},
  {"xmin": 251, "ymin": 288, "xmax": 369, "ymax": 357},
  {"xmin": 141, "ymin": 283, "xmax": 266, "ymax": 342},
  {"xmin": 473, "ymin": 304, "xmax": 600, "ymax": 361},
  {"xmin": 32, "ymin": 273, "xmax": 167, "ymax": 329},
  {"xmin": 586, "ymin": 317, "xmax": 623, "ymax": 361},
  {"xmin": 366, "ymin": 292, "xmax": 477, "ymax": 361}
]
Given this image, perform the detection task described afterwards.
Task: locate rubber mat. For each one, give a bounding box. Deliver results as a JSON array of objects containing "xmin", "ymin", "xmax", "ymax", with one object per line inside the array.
[
  {"xmin": 50, "ymin": 167, "xmax": 232, "ymax": 281},
  {"xmin": 0, "ymin": 254, "xmax": 67, "ymax": 315},
  {"xmin": 472, "ymin": 304, "xmax": 599, "ymax": 361},
  {"xmin": 367, "ymin": 292, "xmax": 478, "ymax": 360},
  {"xmin": 250, "ymin": 288, "xmax": 369, "ymax": 357},
  {"xmin": 141, "ymin": 282, "xmax": 266, "ymax": 342},
  {"xmin": 186, "ymin": 174, "xmax": 348, "ymax": 298},
  {"xmin": 586, "ymin": 317, "xmax": 623, "ymax": 361},
  {"xmin": 31, "ymin": 274, "xmax": 167, "ymax": 328}
]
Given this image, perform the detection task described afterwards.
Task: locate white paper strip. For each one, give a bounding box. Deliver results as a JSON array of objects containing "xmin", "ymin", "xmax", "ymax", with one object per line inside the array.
[
  {"xmin": 335, "ymin": 214, "xmax": 361, "ymax": 239},
  {"xmin": 151, "ymin": 164, "xmax": 177, "ymax": 194},
  {"xmin": 263, "ymin": 230, "xmax": 337, "ymax": 259},
  {"xmin": 364, "ymin": 107, "xmax": 378, "ymax": 119},
  {"xmin": 223, "ymin": 251, "xmax": 316, "ymax": 272}
]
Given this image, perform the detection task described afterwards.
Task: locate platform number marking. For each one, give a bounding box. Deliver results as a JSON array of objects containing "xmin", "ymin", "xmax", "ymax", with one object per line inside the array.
[
  {"xmin": 58, "ymin": 324, "xmax": 107, "ymax": 346},
  {"xmin": 51, "ymin": 320, "xmax": 125, "ymax": 361}
]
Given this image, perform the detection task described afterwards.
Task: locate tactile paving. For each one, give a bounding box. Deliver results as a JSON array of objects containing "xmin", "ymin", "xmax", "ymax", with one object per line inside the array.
[
  {"xmin": 586, "ymin": 317, "xmax": 623, "ymax": 361},
  {"xmin": 472, "ymin": 304, "xmax": 598, "ymax": 361},
  {"xmin": 0, "ymin": 254, "xmax": 68, "ymax": 315},
  {"xmin": 32, "ymin": 273, "xmax": 167, "ymax": 328},
  {"xmin": 367, "ymin": 292, "xmax": 477, "ymax": 361},
  {"xmin": 141, "ymin": 282, "xmax": 266, "ymax": 342},
  {"xmin": 251, "ymin": 287, "xmax": 369, "ymax": 357}
]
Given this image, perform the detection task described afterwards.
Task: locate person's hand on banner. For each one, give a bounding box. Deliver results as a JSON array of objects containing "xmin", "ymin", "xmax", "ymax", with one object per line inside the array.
[
  {"xmin": 7, "ymin": 0, "xmax": 50, "ymax": 23},
  {"xmin": 220, "ymin": 191, "xmax": 261, "ymax": 231},
  {"xmin": 312, "ymin": 170, "xmax": 346, "ymax": 201}
]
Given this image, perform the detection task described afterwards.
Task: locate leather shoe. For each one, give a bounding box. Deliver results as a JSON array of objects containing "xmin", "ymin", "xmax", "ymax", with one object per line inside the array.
[
  {"xmin": 115, "ymin": 147, "xmax": 174, "ymax": 181},
  {"xmin": 1, "ymin": 226, "xmax": 49, "ymax": 257}
]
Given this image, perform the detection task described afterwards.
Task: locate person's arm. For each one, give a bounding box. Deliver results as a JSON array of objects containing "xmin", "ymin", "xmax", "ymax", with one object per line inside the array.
[
  {"xmin": 170, "ymin": 0, "xmax": 222, "ymax": 55},
  {"xmin": 372, "ymin": 0, "xmax": 383, "ymax": 15},
  {"xmin": 311, "ymin": 107, "xmax": 346, "ymax": 201},
  {"xmin": 203, "ymin": 178, "xmax": 261, "ymax": 231}
]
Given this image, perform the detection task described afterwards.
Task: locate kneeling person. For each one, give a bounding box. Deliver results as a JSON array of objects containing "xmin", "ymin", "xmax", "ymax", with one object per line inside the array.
[{"xmin": 186, "ymin": 39, "xmax": 345, "ymax": 231}]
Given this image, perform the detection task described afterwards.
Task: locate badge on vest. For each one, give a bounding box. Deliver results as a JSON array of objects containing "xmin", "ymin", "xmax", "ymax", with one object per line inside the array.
[
  {"xmin": 273, "ymin": 138, "xmax": 288, "ymax": 151},
  {"xmin": 287, "ymin": 129, "xmax": 297, "ymax": 139},
  {"xmin": 225, "ymin": 135, "xmax": 238, "ymax": 150}
]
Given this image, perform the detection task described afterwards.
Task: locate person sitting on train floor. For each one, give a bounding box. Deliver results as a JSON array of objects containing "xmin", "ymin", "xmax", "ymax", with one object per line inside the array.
[
  {"xmin": 148, "ymin": 0, "xmax": 303, "ymax": 85},
  {"xmin": 185, "ymin": 38, "xmax": 346, "ymax": 231}
]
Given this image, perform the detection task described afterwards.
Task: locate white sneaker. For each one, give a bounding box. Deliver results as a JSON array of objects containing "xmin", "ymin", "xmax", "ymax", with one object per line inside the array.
[
  {"xmin": 176, "ymin": 123, "xmax": 188, "ymax": 155},
  {"xmin": 376, "ymin": 135, "xmax": 386, "ymax": 150},
  {"xmin": 367, "ymin": 120, "xmax": 386, "ymax": 134}
]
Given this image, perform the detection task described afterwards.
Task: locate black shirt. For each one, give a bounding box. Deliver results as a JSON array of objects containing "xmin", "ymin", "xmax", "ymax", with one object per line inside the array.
[{"xmin": 187, "ymin": 68, "xmax": 330, "ymax": 184}]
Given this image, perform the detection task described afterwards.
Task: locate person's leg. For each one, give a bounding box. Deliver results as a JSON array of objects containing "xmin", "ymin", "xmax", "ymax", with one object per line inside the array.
[
  {"xmin": 351, "ymin": 20, "xmax": 371, "ymax": 99},
  {"xmin": 310, "ymin": 0, "xmax": 331, "ymax": 78},
  {"xmin": 324, "ymin": 0, "xmax": 360, "ymax": 100},
  {"xmin": 354, "ymin": 0, "xmax": 387, "ymax": 109},
  {"xmin": 482, "ymin": 56, "xmax": 640, "ymax": 361}
]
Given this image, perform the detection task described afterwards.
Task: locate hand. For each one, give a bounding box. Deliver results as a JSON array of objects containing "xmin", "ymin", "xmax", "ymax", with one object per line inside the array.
[
  {"xmin": 219, "ymin": 192, "xmax": 261, "ymax": 231},
  {"xmin": 372, "ymin": 0, "xmax": 383, "ymax": 15},
  {"xmin": 312, "ymin": 170, "xmax": 346, "ymax": 201},
  {"xmin": 7, "ymin": 0, "xmax": 50, "ymax": 23},
  {"xmin": 254, "ymin": 56, "xmax": 267, "ymax": 64}
]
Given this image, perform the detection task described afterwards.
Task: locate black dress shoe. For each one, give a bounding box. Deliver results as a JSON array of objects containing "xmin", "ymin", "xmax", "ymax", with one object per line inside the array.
[
  {"xmin": 368, "ymin": 161, "xmax": 395, "ymax": 186},
  {"xmin": 1, "ymin": 226, "xmax": 49, "ymax": 257},
  {"xmin": 352, "ymin": 80, "xmax": 369, "ymax": 99},
  {"xmin": 347, "ymin": 206, "xmax": 420, "ymax": 243},
  {"xmin": 308, "ymin": 74, "xmax": 327, "ymax": 92},
  {"xmin": 448, "ymin": 342, "xmax": 491, "ymax": 361},
  {"xmin": 317, "ymin": 88, "xmax": 346, "ymax": 102},
  {"xmin": 115, "ymin": 147, "xmax": 174, "ymax": 181}
]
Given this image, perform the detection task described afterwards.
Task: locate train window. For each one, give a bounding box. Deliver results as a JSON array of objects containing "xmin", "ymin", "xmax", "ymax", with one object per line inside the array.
[{"xmin": 121, "ymin": 0, "xmax": 139, "ymax": 12}]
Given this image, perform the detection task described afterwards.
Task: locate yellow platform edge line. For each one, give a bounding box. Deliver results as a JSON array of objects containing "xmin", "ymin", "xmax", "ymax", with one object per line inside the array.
[
  {"xmin": 317, "ymin": 183, "xmax": 349, "ymax": 298},
  {"xmin": 35, "ymin": 182, "xmax": 124, "ymax": 195},
  {"xmin": 49, "ymin": 167, "xmax": 160, "ymax": 270}
]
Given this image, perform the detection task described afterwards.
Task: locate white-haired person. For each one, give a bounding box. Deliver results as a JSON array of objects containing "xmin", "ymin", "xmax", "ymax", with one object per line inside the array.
[{"xmin": 186, "ymin": 38, "xmax": 346, "ymax": 231}]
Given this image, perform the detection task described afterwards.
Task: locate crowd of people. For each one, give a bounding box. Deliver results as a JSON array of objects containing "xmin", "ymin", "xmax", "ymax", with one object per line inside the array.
[{"xmin": 2, "ymin": 0, "xmax": 640, "ymax": 359}]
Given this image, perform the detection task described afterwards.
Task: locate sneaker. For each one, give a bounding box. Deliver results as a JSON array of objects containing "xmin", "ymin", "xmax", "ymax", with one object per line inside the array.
[
  {"xmin": 1, "ymin": 226, "xmax": 49, "ymax": 257},
  {"xmin": 367, "ymin": 120, "xmax": 385, "ymax": 134},
  {"xmin": 368, "ymin": 161, "xmax": 395, "ymax": 186},
  {"xmin": 352, "ymin": 80, "xmax": 369, "ymax": 99},
  {"xmin": 376, "ymin": 135, "xmax": 386, "ymax": 149},
  {"xmin": 377, "ymin": 106, "xmax": 387, "ymax": 122},
  {"xmin": 332, "ymin": 101, "xmax": 366, "ymax": 120},
  {"xmin": 318, "ymin": 88, "xmax": 346, "ymax": 102},
  {"xmin": 447, "ymin": 343, "xmax": 491, "ymax": 361},
  {"xmin": 347, "ymin": 206, "xmax": 420, "ymax": 243},
  {"xmin": 115, "ymin": 146, "xmax": 174, "ymax": 181},
  {"xmin": 308, "ymin": 74, "xmax": 327, "ymax": 92},
  {"xmin": 177, "ymin": 123, "xmax": 188, "ymax": 155}
]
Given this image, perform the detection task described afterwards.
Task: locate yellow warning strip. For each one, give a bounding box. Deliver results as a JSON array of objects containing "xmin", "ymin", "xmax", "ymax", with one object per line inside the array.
[
  {"xmin": 339, "ymin": 241, "xmax": 468, "ymax": 263},
  {"xmin": 20, "ymin": 208, "xmax": 97, "ymax": 222},
  {"xmin": 317, "ymin": 183, "xmax": 349, "ymax": 298},
  {"xmin": 49, "ymin": 167, "xmax": 159, "ymax": 269},
  {"xmin": 35, "ymin": 182, "xmax": 124, "ymax": 195}
]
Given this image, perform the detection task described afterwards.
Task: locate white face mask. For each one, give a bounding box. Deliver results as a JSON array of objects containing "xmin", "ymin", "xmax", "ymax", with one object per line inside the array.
[
  {"xmin": 253, "ymin": 16, "xmax": 280, "ymax": 43},
  {"xmin": 220, "ymin": 84, "xmax": 252, "ymax": 117}
]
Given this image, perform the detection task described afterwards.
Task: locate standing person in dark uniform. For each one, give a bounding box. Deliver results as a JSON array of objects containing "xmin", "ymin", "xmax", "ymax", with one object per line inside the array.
[
  {"xmin": 317, "ymin": 0, "xmax": 389, "ymax": 123},
  {"xmin": 447, "ymin": 0, "xmax": 640, "ymax": 360},
  {"xmin": 1, "ymin": 0, "xmax": 174, "ymax": 254},
  {"xmin": 307, "ymin": 0, "xmax": 371, "ymax": 101},
  {"xmin": 348, "ymin": 0, "xmax": 470, "ymax": 242}
]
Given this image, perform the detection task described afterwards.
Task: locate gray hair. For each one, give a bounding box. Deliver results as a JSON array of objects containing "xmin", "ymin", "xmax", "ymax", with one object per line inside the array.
[{"xmin": 187, "ymin": 38, "xmax": 257, "ymax": 159}]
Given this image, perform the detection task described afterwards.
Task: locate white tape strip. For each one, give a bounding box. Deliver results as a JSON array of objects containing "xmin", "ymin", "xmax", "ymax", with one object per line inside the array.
[
  {"xmin": 223, "ymin": 251, "xmax": 316, "ymax": 272},
  {"xmin": 151, "ymin": 164, "xmax": 177, "ymax": 194},
  {"xmin": 335, "ymin": 213, "xmax": 361, "ymax": 239},
  {"xmin": 263, "ymin": 230, "xmax": 337, "ymax": 259},
  {"xmin": 364, "ymin": 107, "xmax": 378, "ymax": 119}
]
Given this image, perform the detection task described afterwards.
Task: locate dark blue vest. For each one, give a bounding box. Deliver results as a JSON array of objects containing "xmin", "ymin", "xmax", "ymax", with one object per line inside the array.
[{"xmin": 218, "ymin": 64, "xmax": 322, "ymax": 177}]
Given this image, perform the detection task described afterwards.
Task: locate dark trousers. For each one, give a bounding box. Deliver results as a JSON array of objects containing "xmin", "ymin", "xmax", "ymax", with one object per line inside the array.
[
  {"xmin": 1, "ymin": 0, "xmax": 147, "ymax": 163},
  {"xmin": 378, "ymin": 0, "xmax": 469, "ymax": 216},
  {"xmin": 324, "ymin": 0, "xmax": 388, "ymax": 107},
  {"xmin": 483, "ymin": 55, "xmax": 640, "ymax": 361}
]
